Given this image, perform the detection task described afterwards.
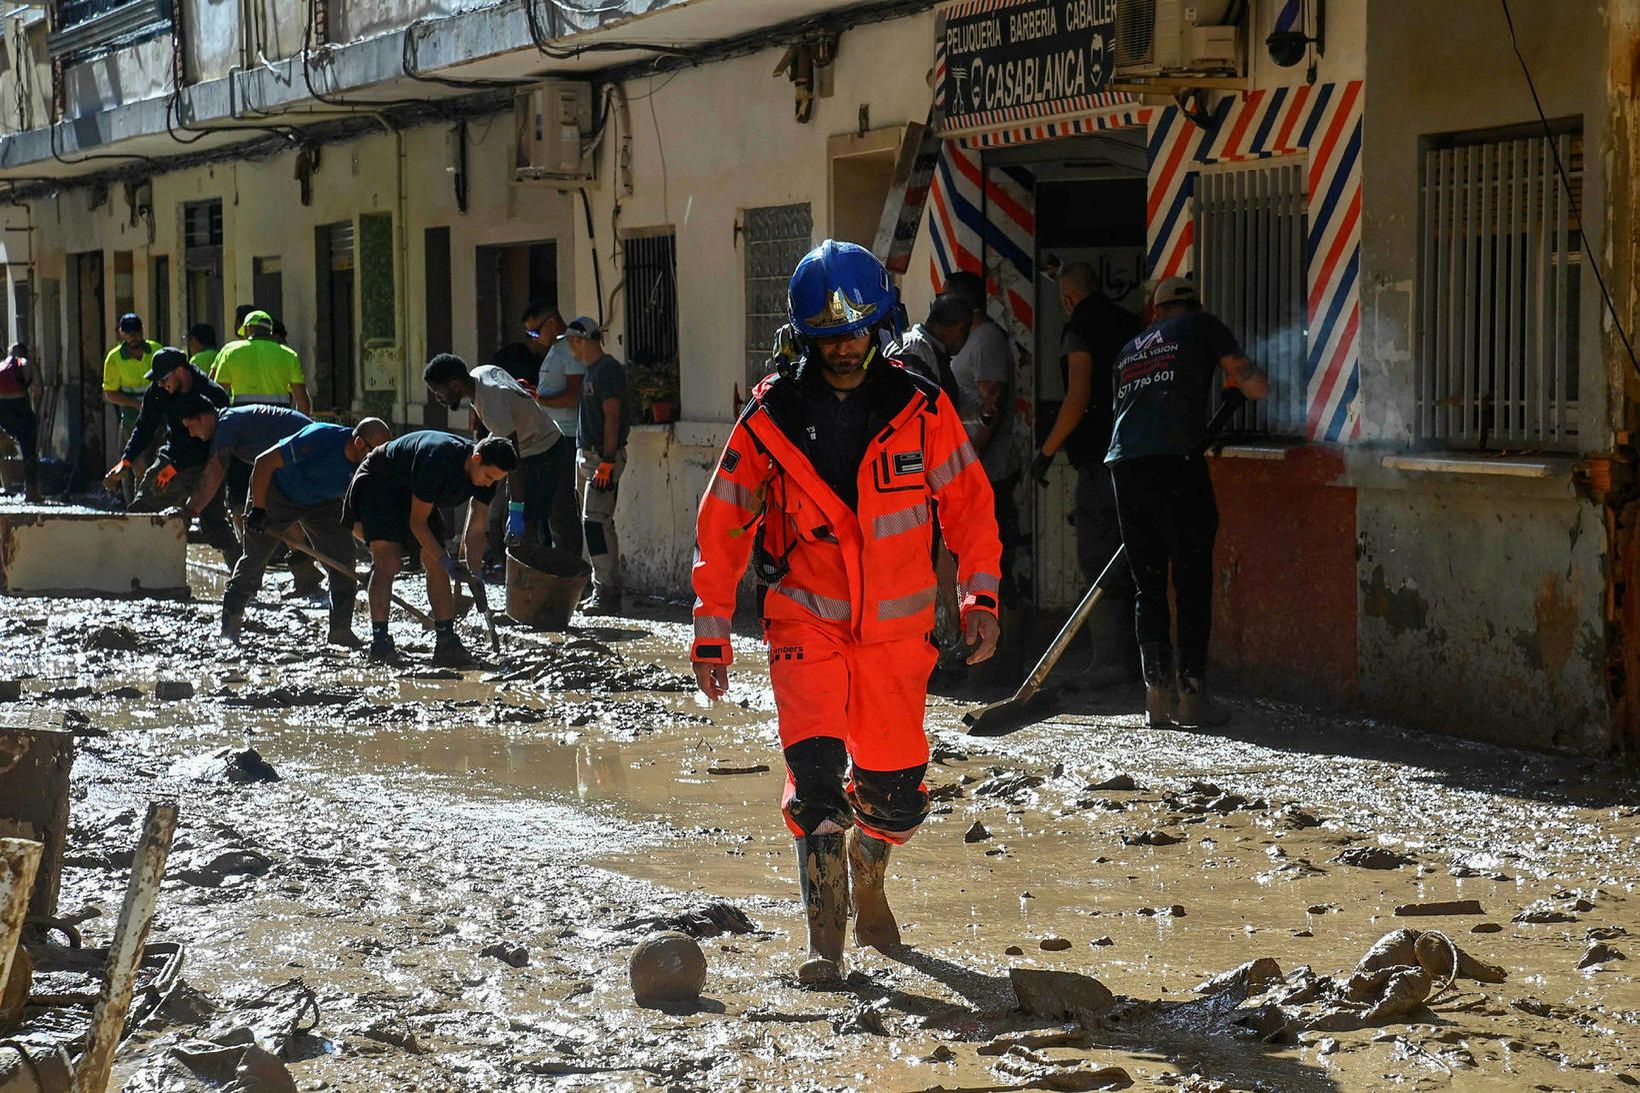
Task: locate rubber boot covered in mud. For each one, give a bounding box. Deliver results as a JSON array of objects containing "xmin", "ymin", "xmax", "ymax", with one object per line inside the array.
[
  {"xmin": 848, "ymin": 827, "xmax": 901, "ymax": 949},
  {"xmin": 1140, "ymin": 642, "xmax": 1175, "ymax": 728},
  {"xmin": 328, "ymin": 609, "xmax": 363, "ymax": 648},
  {"xmin": 796, "ymin": 833, "xmax": 848, "ymax": 983},
  {"xmin": 221, "ymin": 592, "xmax": 248, "ymax": 643},
  {"xmin": 22, "ymin": 456, "xmax": 39, "ymax": 503},
  {"xmin": 1175, "ymin": 671, "xmax": 1230, "ymax": 727}
]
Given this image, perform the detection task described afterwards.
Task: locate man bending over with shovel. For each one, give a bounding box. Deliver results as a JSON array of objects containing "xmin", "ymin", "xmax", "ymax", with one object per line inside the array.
[
  {"xmin": 344, "ymin": 431, "xmax": 515, "ymax": 666},
  {"xmin": 221, "ymin": 415, "xmax": 391, "ymax": 644},
  {"xmin": 691, "ymin": 241, "xmax": 1003, "ymax": 983}
]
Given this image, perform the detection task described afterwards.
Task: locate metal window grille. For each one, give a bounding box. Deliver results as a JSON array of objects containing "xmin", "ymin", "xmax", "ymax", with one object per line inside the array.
[
  {"xmin": 1194, "ymin": 160, "xmax": 1308, "ymax": 435},
  {"xmin": 623, "ymin": 231, "xmax": 678, "ymax": 368},
  {"xmin": 743, "ymin": 203, "xmax": 812, "ymax": 392},
  {"xmin": 1417, "ymin": 126, "xmax": 1582, "ymax": 449},
  {"xmin": 182, "ymin": 200, "xmax": 222, "ymax": 249}
]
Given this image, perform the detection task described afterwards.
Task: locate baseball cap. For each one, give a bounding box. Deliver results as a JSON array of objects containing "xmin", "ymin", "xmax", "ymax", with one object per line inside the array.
[
  {"xmin": 565, "ymin": 316, "xmax": 602, "ymax": 340},
  {"xmin": 144, "ymin": 346, "xmax": 190, "ymax": 381},
  {"xmin": 237, "ymin": 309, "xmax": 274, "ymax": 337},
  {"xmin": 1151, "ymin": 277, "xmax": 1199, "ymax": 307},
  {"xmin": 117, "ymin": 313, "xmax": 143, "ymax": 333}
]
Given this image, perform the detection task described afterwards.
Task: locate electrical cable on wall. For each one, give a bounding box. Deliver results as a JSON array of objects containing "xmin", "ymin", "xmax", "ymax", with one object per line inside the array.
[{"xmin": 1500, "ymin": 0, "xmax": 1640, "ymax": 378}]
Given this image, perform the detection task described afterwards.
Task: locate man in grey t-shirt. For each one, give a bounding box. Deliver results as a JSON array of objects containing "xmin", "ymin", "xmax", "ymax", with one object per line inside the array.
[
  {"xmin": 566, "ymin": 316, "xmax": 630, "ymax": 615},
  {"xmin": 523, "ymin": 300, "xmax": 585, "ymax": 555},
  {"xmin": 424, "ymin": 353, "xmax": 570, "ymax": 552}
]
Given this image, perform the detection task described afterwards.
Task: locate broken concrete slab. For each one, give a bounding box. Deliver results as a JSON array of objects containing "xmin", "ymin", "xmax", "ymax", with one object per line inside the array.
[{"xmin": 0, "ymin": 508, "xmax": 187, "ymax": 598}]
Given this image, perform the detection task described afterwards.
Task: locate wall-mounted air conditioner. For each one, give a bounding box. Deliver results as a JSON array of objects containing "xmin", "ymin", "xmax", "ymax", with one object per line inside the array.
[
  {"xmin": 1115, "ymin": 0, "xmax": 1243, "ymax": 78},
  {"xmin": 515, "ymin": 81, "xmax": 595, "ymax": 184}
]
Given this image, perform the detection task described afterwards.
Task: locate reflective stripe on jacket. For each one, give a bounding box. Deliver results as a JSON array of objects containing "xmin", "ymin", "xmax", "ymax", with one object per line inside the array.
[{"xmin": 691, "ymin": 358, "xmax": 1001, "ymax": 664}]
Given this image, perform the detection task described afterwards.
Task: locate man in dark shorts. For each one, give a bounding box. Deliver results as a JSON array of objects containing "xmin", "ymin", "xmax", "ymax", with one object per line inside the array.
[
  {"xmin": 344, "ymin": 430, "xmax": 517, "ymax": 665},
  {"xmin": 1106, "ymin": 277, "xmax": 1269, "ymax": 729}
]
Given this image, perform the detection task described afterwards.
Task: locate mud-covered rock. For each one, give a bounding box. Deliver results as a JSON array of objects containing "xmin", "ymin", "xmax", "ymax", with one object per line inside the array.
[
  {"xmin": 1123, "ymin": 830, "xmax": 1183, "ymax": 847},
  {"xmin": 481, "ymin": 941, "xmax": 529, "ymax": 967},
  {"xmin": 1193, "ymin": 958, "xmax": 1283, "ymax": 997},
  {"xmin": 1579, "ymin": 942, "xmax": 1625, "ymax": 968},
  {"xmin": 154, "ymin": 680, "xmax": 195, "ymax": 701},
  {"xmin": 1009, "ymin": 967, "xmax": 1115, "ymax": 1020},
  {"xmin": 611, "ymin": 901, "xmax": 756, "ymax": 939},
  {"xmin": 172, "ymin": 747, "xmax": 280, "ymax": 784},
  {"xmin": 83, "ymin": 623, "xmax": 142, "ymax": 652},
  {"xmin": 1333, "ymin": 846, "xmax": 1413, "ymax": 870},
  {"xmin": 629, "ymin": 931, "xmax": 707, "ymax": 1006},
  {"xmin": 964, "ymin": 820, "xmax": 992, "ymax": 843}
]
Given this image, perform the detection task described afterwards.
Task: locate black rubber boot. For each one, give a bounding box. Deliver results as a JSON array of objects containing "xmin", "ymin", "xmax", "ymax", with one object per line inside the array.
[
  {"xmin": 22, "ymin": 459, "xmax": 39, "ymax": 503},
  {"xmin": 220, "ymin": 593, "xmax": 249, "ymax": 642},
  {"xmin": 847, "ymin": 828, "xmax": 901, "ymax": 950},
  {"xmin": 1140, "ymin": 642, "xmax": 1175, "ymax": 729},
  {"xmin": 327, "ymin": 607, "xmax": 362, "ymax": 648},
  {"xmin": 796, "ymin": 833, "xmax": 848, "ymax": 983}
]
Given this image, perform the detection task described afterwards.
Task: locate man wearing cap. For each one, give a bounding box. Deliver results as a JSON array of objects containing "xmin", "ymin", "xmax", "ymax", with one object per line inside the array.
[
  {"xmin": 1107, "ymin": 276, "xmax": 1269, "ymax": 728},
  {"xmin": 424, "ymin": 353, "xmax": 569, "ymax": 552},
  {"xmin": 1032, "ymin": 263, "xmax": 1145, "ymax": 687},
  {"xmin": 564, "ymin": 317, "xmax": 630, "ymax": 615},
  {"xmin": 229, "ymin": 413, "xmax": 392, "ymax": 645},
  {"xmin": 527, "ymin": 300, "xmax": 585, "ymax": 556},
  {"xmin": 104, "ymin": 347, "xmax": 240, "ymax": 564},
  {"xmin": 212, "ymin": 310, "xmax": 311, "ymax": 414},
  {"xmin": 102, "ymin": 314, "xmax": 163, "ymax": 500}
]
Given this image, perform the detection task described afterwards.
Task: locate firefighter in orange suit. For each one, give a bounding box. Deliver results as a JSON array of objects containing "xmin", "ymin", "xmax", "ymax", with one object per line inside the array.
[{"xmin": 690, "ymin": 241, "xmax": 1003, "ymax": 983}]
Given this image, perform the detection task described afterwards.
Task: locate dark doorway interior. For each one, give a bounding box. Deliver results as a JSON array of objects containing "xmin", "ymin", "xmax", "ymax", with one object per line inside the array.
[
  {"xmin": 424, "ymin": 227, "xmax": 452, "ymax": 430},
  {"xmin": 68, "ymin": 251, "xmax": 106, "ymax": 479},
  {"xmin": 253, "ymin": 256, "xmax": 284, "ymax": 325},
  {"xmin": 314, "ymin": 222, "xmax": 356, "ymax": 414},
  {"xmin": 474, "ymin": 241, "xmax": 556, "ymax": 368}
]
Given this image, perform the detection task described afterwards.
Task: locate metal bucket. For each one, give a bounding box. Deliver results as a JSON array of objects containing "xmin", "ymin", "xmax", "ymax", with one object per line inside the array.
[{"xmin": 506, "ymin": 544, "xmax": 592, "ymax": 631}]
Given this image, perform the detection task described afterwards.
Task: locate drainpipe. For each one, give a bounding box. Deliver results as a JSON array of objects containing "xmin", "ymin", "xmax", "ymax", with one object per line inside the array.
[{"xmin": 1586, "ymin": 0, "xmax": 1640, "ymax": 754}]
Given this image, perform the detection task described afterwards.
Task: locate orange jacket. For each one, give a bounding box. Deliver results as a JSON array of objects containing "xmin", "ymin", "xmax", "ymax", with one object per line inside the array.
[{"xmin": 691, "ymin": 358, "xmax": 1001, "ymax": 664}]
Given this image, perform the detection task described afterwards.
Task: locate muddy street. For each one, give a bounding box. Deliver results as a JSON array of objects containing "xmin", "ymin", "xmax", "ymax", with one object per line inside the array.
[{"xmin": 2, "ymin": 552, "xmax": 1638, "ymax": 1092}]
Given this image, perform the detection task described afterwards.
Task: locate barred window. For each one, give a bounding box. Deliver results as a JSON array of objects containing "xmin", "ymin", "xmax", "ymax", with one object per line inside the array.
[
  {"xmin": 1417, "ymin": 123, "xmax": 1582, "ymax": 450},
  {"xmin": 1194, "ymin": 159, "xmax": 1308, "ymax": 436},
  {"xmin": 742, "ymin": 203, "xmax": 812, "ymax": 392}
]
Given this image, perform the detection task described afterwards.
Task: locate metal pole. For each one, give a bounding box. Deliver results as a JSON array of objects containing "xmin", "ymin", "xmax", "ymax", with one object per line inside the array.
[
  {"xmin": 71, "ymin": 802, "xmax": 178, "ymax": 1093},
  {"xmin": 0, "ymin": 837, "xmax": 42, "ymax": 1008}
]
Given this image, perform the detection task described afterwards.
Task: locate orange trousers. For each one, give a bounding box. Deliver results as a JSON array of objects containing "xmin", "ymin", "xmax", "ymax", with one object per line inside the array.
[{"xmin": 766, "ymin": 619, "xmax": 937, "ymax": 845}]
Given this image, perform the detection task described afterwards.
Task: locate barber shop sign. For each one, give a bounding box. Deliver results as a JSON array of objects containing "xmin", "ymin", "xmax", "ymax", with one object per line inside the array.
[{"xmin": 939, "ymin": 0, "xmax": 1116, "ymax": 137}]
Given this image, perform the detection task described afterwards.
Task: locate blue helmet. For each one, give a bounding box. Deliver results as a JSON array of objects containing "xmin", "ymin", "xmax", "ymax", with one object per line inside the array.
[{"xmin": 786, "ymin": 240, "xmax": 898, "ymax": 340}]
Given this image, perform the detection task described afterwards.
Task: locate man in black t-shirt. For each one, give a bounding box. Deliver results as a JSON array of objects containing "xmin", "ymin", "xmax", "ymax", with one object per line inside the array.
[
  {"xmin": 343, "ymin": 430, "xmax": 517, "ymax": 665},
  {"xmin": 1032, "ymin": 264, "xmax": 1144, "ymax": 686},
  {"xmin": 1106, "ymin": 277, "xmax": 1269, "ymax": 729}
]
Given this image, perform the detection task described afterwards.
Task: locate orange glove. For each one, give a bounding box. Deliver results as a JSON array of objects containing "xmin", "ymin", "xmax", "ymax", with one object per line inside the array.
[
  {"xmin": 155, "ymin": 464, "xmax": 178, "ymax": 489},
  {"xmin": 592, "ymin": 461, "xmax": 616, "ymax": 491}
]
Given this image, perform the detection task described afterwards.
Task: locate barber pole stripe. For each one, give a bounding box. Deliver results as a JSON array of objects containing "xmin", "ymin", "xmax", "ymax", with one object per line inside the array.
[
  {"xmin": 1274, "ymin": 0, "xmax": 1303, "ymax": 33},
  {"xmin": 927, "ymin": 142, "xmax": 1038, "ymax": 345},
  {"xmin": 1142, "ymin": 80, "xmax": 1364, "ymax": 442}
]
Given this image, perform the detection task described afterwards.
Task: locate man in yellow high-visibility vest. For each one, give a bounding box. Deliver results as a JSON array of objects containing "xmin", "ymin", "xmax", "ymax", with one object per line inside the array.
[
  {"xmin": 212, "ymin": 310, "xmax": 311, "ymax": 413},
  {"xmin": 101, "ymin": 312, "xmax": 162, "ymax": 502}
]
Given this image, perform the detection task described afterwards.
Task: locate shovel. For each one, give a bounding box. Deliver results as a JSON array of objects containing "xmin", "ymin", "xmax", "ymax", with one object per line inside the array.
[
  {"xmin": 463, "ymin": 570, "xmax": 502, "ymax": 654},
  {"xmin": 963, "ymin": 389, "xmax": 1247, "ymax": 736},
  {"xmin": 273, "ymin": 529, "xmax": 444, "ymax": 630}
]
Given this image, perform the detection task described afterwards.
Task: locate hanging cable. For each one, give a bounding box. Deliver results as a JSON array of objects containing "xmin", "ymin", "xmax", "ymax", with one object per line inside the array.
[{"xmin": 1499, "ymin": 0, "xmax": 1639, "ymax": 377}]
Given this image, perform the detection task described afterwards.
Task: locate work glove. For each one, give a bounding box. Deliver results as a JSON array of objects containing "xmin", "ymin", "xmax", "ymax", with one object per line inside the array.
[
  {"xmin": 1030, "ymin": 449, "xmax": 1055, "ymax": 487},
  {"xmin": 592, "ymin": 461, "xmax": 617, "ymax": 491},
  {"xmin": 155, "ymin": 464, "xmax": 178, "ymax": 489},
  {"xmin": 439, "ymin": 555, "xmax": 471, "ymax": 584},
  {"xmin": 245, "ymin": 507, "xmax": 268, "ymax": 534},
  {"xmin": 103, "ymin": 459, "xmax": 131, "ymax": 490},
  {"xmin": 506, "ymin": 501, "xmax": 526, "ymax": 541}
]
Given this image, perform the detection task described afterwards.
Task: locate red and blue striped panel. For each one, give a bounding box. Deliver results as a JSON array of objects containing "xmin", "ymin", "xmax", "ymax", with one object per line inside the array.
[
  {"xmin": 1146, "ymin": 81, "xmax": 1364, "ymax": 442},
  {"xmin": 928, "ymin": 142, "xmax": 1039, "ymax": 340}
]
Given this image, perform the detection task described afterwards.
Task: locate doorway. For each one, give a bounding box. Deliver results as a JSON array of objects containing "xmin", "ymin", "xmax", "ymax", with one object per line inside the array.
[
  {"xmin": 67, "ymin": 251, "xmax": 106, "ymax": 477},
  {"xmin": 252, "ymin": 256, "xmax": 283, "ymax": 325},
  {"xmin": 474, "ymin": 241, "xmax": 556, "ymax": 367},
  {"xmin": 183, "ymin": 200, "xmax": 225, "ymax": 343},
  {"xmin": 985, "ymin": 132, "xmax": 1149, "ymax": 609},
  {"xmin": 315, "ymin": 222, "xmax": 356, "ymax": 414}
]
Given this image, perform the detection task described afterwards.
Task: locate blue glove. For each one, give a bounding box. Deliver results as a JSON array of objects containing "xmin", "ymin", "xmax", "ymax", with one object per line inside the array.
[
  {"xmin": 506, "ymin": 501, "xmax": 526, "ymax": 539},
  {"xmin": 439, "ymin": 555, "xmax": 471, "ymax": 583}
]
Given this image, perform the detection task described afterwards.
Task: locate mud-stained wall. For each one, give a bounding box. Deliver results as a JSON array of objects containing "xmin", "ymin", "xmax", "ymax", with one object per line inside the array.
[
  {"xmin": 1210, "ymin": 448, "xmax": 1358, "ymax": 702},
  {"xmin": 1359, "ymin": 0, "xmax": 1609, "ymax": 447},
  {"xmin": 1355, "ymin": 477, "xmax": 1606, "ymax": 753}
]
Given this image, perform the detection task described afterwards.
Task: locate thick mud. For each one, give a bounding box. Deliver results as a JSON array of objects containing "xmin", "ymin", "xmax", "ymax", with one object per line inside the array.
[{"xmin": 6, "ymin": 547, "xmax": 1640, "ymax": 1091}]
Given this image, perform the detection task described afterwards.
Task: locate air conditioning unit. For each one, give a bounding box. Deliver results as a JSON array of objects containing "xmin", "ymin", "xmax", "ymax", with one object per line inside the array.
[
  {"xmin": 1115, "ymin": 0, "xmax": 1243, "ymax": 78},
  {"xmin": 515, "ymin": 81, "xmax": 595, "ymax": 184}
]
